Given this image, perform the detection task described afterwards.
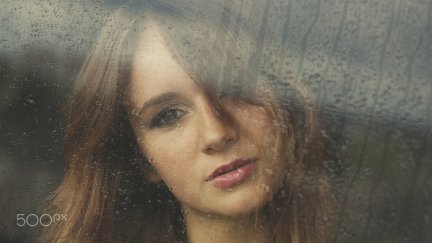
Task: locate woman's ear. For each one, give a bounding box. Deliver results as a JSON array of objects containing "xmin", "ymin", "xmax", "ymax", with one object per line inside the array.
[
  {"xmin": 140, "ymin": 160, "xmax": 162, "ymax": 183},
  {"xmin": 147, "ymin": 170, "xmax": 162, "ymax": 183}
]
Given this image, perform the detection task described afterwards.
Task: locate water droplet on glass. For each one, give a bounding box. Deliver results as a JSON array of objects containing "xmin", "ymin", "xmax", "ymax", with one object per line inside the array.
[{"xmin": 264, "ymin": 168, "xmax": 273, "ymax": 175}]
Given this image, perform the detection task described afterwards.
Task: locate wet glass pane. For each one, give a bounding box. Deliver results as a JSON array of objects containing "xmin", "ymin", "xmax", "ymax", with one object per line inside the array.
[{"xmin": 1, "ymin": 0, "xmax": 431, "ymax": 242}]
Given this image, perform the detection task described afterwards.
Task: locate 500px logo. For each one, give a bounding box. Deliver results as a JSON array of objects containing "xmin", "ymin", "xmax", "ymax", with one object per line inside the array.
[{"xmin": 16, "ymin": 213, "xmax": 67, "ymax": 227}]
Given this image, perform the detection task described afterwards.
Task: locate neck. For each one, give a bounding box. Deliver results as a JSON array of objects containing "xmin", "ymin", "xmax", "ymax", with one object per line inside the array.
[{"xmin": 182, "ymin": 205, "xmax": 271, "ymax": 243}]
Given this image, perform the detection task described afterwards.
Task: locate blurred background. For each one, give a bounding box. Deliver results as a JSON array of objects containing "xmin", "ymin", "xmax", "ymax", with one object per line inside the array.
[
  {"xmin": 0, "ymin": 1, "xmax": 112, "ymax": 241},
  {"xmin": 1, "ymin": 0, "xmax": 431, "ymax": 242}
]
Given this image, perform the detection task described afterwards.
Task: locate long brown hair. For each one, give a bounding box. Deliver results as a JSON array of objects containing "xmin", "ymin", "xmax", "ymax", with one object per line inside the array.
[{"xmin": 43, "ymin": 1, "xmax": 328, "ymax": 242}]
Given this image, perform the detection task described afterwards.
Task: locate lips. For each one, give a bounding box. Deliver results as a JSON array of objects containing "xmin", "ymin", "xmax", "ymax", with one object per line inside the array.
[{"xmin": 206, "ymin": 158, "xmax": 258, "ymax": 187}]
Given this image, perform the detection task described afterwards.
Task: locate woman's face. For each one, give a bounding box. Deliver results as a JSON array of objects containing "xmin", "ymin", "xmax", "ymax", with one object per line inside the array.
[{"xmin": 127, "ymin": 24, "xmax": 285, "ymax": 217}]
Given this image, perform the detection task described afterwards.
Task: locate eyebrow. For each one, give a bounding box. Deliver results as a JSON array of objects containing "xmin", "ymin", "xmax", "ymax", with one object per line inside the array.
[{"xmin": 138, "ymin": 92, "xmax": 181, "ymax": 116}]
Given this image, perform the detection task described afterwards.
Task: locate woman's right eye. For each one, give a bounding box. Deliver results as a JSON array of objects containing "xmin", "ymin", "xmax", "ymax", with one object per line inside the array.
[{"xmin": 149, "ymin": 107, "xmax": 186, "ymax": 128}]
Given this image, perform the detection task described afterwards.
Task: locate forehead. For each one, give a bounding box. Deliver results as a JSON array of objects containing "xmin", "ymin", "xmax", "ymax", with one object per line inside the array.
[
  {"xmin": 128, "ymin": 23, "xmax": 200, "ymax": 107},
  {"xmin": 132, "ymin": 23, "xmax": 181, "ymax": 81}
]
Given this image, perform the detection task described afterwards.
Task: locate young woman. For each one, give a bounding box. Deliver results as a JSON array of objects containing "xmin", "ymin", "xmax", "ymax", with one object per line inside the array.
[{"xmin": 44, "ymin": 1, "xmax": 328, "ymax": 242}]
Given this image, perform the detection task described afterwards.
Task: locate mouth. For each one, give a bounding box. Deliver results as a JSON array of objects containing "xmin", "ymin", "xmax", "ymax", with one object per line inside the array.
[{"xmin": 206, "ymin": 158, "xmax": 258, "ymax": 187}]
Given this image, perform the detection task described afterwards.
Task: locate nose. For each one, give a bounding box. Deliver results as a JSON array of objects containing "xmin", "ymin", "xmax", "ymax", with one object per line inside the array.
[{"xmin": 199, "ymin": 102, "xmax": 238, "ymax": 154}]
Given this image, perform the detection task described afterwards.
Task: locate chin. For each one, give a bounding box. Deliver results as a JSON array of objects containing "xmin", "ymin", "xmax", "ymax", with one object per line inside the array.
[{"xmin": 211, "ymin": 188, "xmax": 273, "ymax": 217}]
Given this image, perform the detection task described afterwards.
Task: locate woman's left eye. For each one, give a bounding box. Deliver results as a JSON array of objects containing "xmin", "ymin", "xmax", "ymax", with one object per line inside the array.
[{"xmin": 149, "ymin": 108, "xmax": 186, "ymax": 128}]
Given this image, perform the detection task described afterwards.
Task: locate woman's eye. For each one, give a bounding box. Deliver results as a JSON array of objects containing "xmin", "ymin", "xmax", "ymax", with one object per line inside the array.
[{"xmin": 149, "ymin": 108, "xmax": 186, "ymax": 128}]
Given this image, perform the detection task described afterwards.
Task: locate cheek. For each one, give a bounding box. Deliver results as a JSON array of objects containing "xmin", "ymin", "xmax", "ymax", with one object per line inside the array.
[
  {"xmin": 238, "ymin": 107, "xmax": 276, "ymax": 147},
  {"xmin": 143, "ymin": 138, "xmax": 198, "ymax": 203},
  {"xmin": 143, "ymin": 138, "xmax": 181, "ymax": 170},
  {"xmin": 236, "ymin": 107, "xmax": 281, "ymax": 175},
  {"xmin": 138, "ymin": 131, "xmax": 197, "ymax": 187}
]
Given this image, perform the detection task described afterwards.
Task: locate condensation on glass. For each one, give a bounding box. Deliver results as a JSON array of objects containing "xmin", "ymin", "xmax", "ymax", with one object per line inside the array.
[{"xmin": 0, "ymin": 0, "xmax": 431, "ymax": 242}]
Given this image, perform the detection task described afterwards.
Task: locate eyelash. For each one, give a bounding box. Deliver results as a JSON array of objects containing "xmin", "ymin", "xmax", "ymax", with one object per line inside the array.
[{"xmin": 149, "ymin": 107, "xmax": 186, "ymax": 128}]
